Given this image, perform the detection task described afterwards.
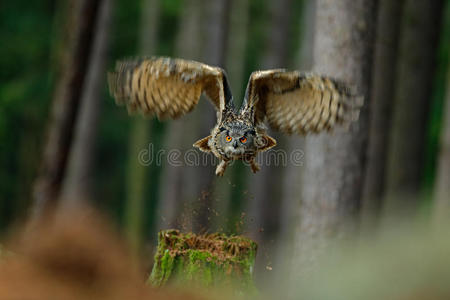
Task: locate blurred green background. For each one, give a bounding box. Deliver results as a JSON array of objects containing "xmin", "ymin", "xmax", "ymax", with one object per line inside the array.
[{"xmin": 1, "ymin": 0, "xmax": 450, "ymax": 292}]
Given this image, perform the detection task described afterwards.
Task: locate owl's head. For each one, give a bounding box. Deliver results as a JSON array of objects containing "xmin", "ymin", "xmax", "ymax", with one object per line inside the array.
[
  {"xmin": 214, "ymin": 121, "xmax": 257, "ymax": 157},
  {"xmin": 193, "ymin": 120, "xmax": 277, "ymax": 159}
]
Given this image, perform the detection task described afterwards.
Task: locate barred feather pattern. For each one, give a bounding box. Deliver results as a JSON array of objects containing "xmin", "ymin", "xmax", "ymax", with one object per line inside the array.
[
  {"xmin": 108, "ymin": 56, "xmax": 363, "ymax": 175},
  {"xmin": 107, "ymin": 57, "xmax": 226, "ymax": 119},
  {"xmin": 243, "ymin": 70, "xmax": 363, "ymax": 135}
]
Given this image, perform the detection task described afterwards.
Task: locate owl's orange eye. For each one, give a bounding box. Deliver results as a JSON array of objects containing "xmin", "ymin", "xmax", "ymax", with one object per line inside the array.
[
  {"xmin": 240, "ymin": 136, "xmax": 247, "ymax": 143},
  {"xmin": 225, "ymin": 135, "xmax": 232, "ymax": 142}
]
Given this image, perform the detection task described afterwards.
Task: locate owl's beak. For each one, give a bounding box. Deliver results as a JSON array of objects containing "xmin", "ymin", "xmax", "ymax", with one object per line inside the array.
[{"xmin": 233, "ymin": 141, "xmax": 238, "ymax": 149}]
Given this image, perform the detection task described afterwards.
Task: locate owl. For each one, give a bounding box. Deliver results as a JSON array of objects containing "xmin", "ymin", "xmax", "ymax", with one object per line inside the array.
[{"xmin": 108, "ymin": 57, "xmax": 362, "ymax": 176}]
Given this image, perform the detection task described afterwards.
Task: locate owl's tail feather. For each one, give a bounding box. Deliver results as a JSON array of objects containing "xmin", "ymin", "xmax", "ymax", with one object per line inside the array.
[{"xmin": 107, "ymin": 59, "xmax": 143, "ymax": 112}]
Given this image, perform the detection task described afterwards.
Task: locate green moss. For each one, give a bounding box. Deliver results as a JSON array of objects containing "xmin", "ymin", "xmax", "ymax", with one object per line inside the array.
[{"xmin": 148, "ymin": 230, "xmax": 258, "ymax": 294}]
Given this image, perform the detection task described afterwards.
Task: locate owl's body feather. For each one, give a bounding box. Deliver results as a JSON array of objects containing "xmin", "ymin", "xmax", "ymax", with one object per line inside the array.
[{"xmin": 108, "ymin": 56, "xmax": 362, "ymax": 176}]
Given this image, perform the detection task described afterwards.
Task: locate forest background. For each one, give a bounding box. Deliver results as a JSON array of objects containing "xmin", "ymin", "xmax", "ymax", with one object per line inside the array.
[{"xmin": 1, "ymin": 0, "xmax": 450, "ymax": 293}]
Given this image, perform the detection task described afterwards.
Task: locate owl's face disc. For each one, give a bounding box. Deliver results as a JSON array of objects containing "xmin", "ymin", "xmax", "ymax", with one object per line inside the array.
[{"xmin": 214, "ymin": 120, "xmax": 257, "ymax": 159}]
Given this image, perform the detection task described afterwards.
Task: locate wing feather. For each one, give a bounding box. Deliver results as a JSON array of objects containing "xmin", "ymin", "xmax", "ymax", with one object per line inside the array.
[
  {"xmin": 241, "ymin": 70, "xmax": 363, "ymax": 134},
  {"xmin": 108, "ymin": 57, "xmax": 233, "ymax": 120}
]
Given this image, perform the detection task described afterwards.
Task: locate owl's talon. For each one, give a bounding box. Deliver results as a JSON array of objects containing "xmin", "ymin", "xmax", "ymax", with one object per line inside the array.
[
  {"xmin": 215, "ymin": 161, "xmax": 229, "ymax": 177},
  {"xmin": 250, "ymin": 160, "xmax": 261, "ymax": 173}
]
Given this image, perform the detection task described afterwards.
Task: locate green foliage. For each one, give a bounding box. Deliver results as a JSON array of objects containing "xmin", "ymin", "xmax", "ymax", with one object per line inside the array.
[
  {"xmin": 109, "ymin": 0, "xmax": 142, "ymax": 58},
  {"xmin": 96, "ymin": 0, "xmax": 175, "ymax": 229},
  {"xmin": 423, "ymin": 0, "xmax": 450, "ymax": 206},
  {"xmin": 156, "ymin": 0, "xmax": 182, "ymax": 56},
  {"xmin": 142, "ymin": 119, "xmax": 166, "ymax": 239},
  {"xmin": 0, "ymin": 0, "xmax": 55, "ymax": 231},
  {"xmin": 94, "ymin": 0, "xmax": 142, "ymax": 223}
]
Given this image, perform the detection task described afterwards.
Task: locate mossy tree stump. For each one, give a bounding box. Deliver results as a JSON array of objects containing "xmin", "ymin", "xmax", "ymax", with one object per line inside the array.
[{"xmin": 148, "ymin": 230, "xmax": 258, "ymax": 294}]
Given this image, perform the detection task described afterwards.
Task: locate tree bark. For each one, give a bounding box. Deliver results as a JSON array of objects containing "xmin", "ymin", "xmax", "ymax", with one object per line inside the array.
[
  {"xmin": 31, "ymin": 0, "xmax": 101, "ymax": 219},
  {"xmin": 60, "ymin": 0, "xmax": 112, "ymax": 207},
  {"xmin": 294, "ymin": 0, "xmax": 377, "ymax": 275},
  {"xmin": 123, "ymin": 0, "xmax": 161, "ymax": 255},
  {"xmin": 384, "ymin": 0, "xmax": 443, "ymax": 211},
  {"xmin": 361, "ymin": 0, "xmax": 404, "ymax": 223}
]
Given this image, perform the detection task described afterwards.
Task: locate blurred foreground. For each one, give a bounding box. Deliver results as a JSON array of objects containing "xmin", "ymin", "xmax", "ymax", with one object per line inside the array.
[
  {"xmin": 0, "ymin": 206, "xmax": 212, "ymax": 300},
  {"xmin": 1, "ymin": 205, "xmax": 450, "ymax": 299}
]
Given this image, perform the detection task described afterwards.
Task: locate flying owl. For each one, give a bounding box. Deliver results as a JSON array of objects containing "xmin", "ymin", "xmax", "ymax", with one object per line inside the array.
[{"xmin": 108, "ymin": 57, "xmax": 362, "ymax": 176}]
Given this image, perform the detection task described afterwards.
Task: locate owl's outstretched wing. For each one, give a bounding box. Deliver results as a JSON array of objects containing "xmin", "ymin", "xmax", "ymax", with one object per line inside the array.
[
  {"xmin": 108, "ymin": 57, "xmax": 233, "ymax": 120},
  {"xmin": 240, "ymin": 70, "xmax": 363, "ymax": 134}
]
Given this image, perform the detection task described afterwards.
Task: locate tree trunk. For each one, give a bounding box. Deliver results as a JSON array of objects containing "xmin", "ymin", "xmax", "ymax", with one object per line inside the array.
[
  {"xmin": 181, "ymin": 0, "xmax": 231, "ymax": 232},
  {"xmin": 245, "ymin": 0, "xmax": 299, "ymax": 287},
  {"xmin": 274, "ymin": 0, "xmax": 316, "ymax": 286},
  {"xmin": 148, "ymin": 229, "xmax": 257, "ymax": 294},
  {"xmin": 157, "ymin": 0, "xmax": 204, "ymax": 231},
  {"xmin": 361, "ymin": 0, "xmax": 404, "ymax": 222},
  {"xmin": 124, "ymin": 0, "xmax": 160, "ymax": 256},
  {"xmin": 211, "ymin": 0, "xmax": 250, "ymax": 233},
  {"xmin": 384, "ymin": 0, "xmax": 443, "ymax": 211},
  {"xmin": 60, "ymin": 0, "xmax": 112, "ymax": 207},
  {"xmin": 193, "ymin": 0, "xmax": 231, "ymax": 233},
  {"xmin": 294, "ymin": 0, "xmax": 377, "ymax": 275},
  {"xmin": 225, "ymin": 0, "xmax": 249, "ymax": 103},
  {"xmin": 31, "ymin": 0, "xmax": 101, "ymax": 219},
  {"xmin": 247, "ymin": 0, "xmax": 294, "ymax": 241},
  {"xmin": 278, "ymin": 0, "xmax": 316, "ymax": 244},
  {"xmin": 434, "ymin": 70, "xmax": 450, "ymax": 222}
]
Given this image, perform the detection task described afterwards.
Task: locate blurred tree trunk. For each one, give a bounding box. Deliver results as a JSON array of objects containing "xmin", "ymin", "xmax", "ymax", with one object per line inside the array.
[
  {"xmin": 244, "ymin": 0, "xmax": 297, "ymax": 286},
  {"xmin": 192, "ymin": 0, "xmax": 231, "ymax": 232},
  {"xmin": 275, "ymin": 0, "xmax": 315, "ymax": 270},
  {"xmin": 271, "ymin": 0, "xmax": 315, "ymax": 288},
  {"xmin": 384, "ymin": 0, "xmax": 443, "ymax": 211},
  {"xmin": 247, "ymin": 0, "xmax": 293, "ymax": 243},
  {"xmin": 294, "ymin": 0, "xmax": 377, "ymax": 275},
  {"xmin": 158, "ymin": 0, "xmax": 204, "ymax": 231},
  {"xmin": 124, "ymin": 0, "xmax": 160, "ymax": 255},
  {"xmin": 202, "ymin": 0, "xmax": 230, "ymax": 69},
  {"xmin": 225, "ymin": 0, "xmax": 249, "ymax": 106},
  {"xmin": 278, "ymin": 0, "xmax": 315, "ymax": 243},
  {"xmin": 31, "ymin": 0, "xmax": 102, "ymax": 219},
  {"xmin": 362, "ymin": 0, "xmax": 404, "ymax": 222},
  {"xmin": 60, "ymin": 0, "xmax": 112, "ymax": 207},
  {"xmin": 212, "ymin": 0, "xmax": 250, "ymax": 232},
  {"xmin": 434, "ymin": 70, "xmax": 450, "ymax": 222}
]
